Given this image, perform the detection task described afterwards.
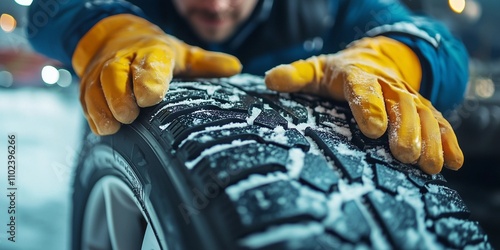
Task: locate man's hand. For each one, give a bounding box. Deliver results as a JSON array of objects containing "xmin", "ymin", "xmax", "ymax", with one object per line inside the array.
[
  {"xmin": 265, "ymin": 36, "xmax": 463, "ymax": 174},
  {"xmin": 72, "ymin": 14, "xmax": 241, "ymax": 135}
]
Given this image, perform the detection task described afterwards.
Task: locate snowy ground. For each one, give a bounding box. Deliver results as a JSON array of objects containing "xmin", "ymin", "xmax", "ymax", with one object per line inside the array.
[{"xmin": 0, "ymin": 85, "xmax": 84, "ymax": 250}]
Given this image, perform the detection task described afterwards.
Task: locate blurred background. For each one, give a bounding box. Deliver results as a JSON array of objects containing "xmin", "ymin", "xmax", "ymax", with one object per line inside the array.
[
  {"xmin": 0, "ymin": 0, "xmax": 499, "ymax": 249},
  {"xmin": 0, "ymin": 1, "xmax": 83, "ymax": 250}
]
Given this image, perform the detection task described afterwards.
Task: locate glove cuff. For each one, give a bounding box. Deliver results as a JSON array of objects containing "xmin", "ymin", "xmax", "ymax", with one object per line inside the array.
[
  {"xmin": 71, "ymin": 14, "xmax": 162, "ymax": 77},
  {"xmin": 348, "ymin": 36, "xmax": 422, "ymax": 91}
]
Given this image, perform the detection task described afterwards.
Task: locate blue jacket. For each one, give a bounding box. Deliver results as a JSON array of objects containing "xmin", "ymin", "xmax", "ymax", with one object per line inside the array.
[{"xmin": 27, "ymin": 0, "xmax": 469, "ymax": 113}]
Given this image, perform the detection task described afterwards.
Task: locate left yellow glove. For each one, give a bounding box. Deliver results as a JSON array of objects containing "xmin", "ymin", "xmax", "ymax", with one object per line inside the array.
[
  {"xmin": 265, "ymin": 36, "xmax": 463, "ymax": 174},
  {"xmin": 72, "ymin": 14, "xmax": 242, "ymax": 135}
]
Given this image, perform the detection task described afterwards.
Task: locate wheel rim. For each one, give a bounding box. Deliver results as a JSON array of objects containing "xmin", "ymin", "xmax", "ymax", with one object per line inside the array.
[{"xmin": 82, "ymin": 176, "xmax": 161, "ymax": 250}]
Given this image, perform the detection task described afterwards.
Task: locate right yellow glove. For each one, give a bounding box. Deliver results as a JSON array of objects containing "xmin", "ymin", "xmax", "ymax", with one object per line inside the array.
[
  {"xmin": 265, "ymin": 36, "xmax": 463, "ymax": 174},
  {"xmin": 72, "ymin": 14, "xmax": 242, "ymax": 135}
]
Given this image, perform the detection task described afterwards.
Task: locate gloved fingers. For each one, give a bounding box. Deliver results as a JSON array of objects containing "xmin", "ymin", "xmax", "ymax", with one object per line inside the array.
[
  {"xmin": 432, "ymin": 107, "xmax": 464, "ymax": 170},
  {"xmin": 101, "ymin": 56, "xmax": 140, "ymax": 123},
  {"xmin": 264, "ymin": 56, "xmax": 326, "ymax": 93},
  {"xmin": 174, "ymin": 41, "xmax": 242, "ymax": 78},
  {"xmin": 418, "ymin": 97, "xmax": 464, "ymax": 170},
  {"xmin": 343, "ymin": 66, "xmax": 388, "ymax": 139},
  {"xmin": 415, "ymin": 103, "xmax": 444, "ymax": 174},
  {"xmin": 83, "ymin": 77, "xmax": 121, "ymax": 135},
  {"xmin": 131, "ymin": 46, "xmax": 174, "ymax": 107},
  {"xmin": 380, "ymin": 79, "xmax": 422, "ymax": 164}
]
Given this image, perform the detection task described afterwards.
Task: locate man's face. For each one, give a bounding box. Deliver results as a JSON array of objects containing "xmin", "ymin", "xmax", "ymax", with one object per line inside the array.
[{"xmin": 172, "ymin": 0, "xmax": 258, "ymax": 43}]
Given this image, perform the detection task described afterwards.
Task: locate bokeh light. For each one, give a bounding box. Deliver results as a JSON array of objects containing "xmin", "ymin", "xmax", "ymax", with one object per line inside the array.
[
  {"xmin": 0, "ymin": 14, "xmax": 17, "ymax": 33},
  {"xmin": 0, "ymin": 71, "xmax": 14, "ymax": 88},
  {"xmin": 449, "ymin": 0, "xmax": 466, "ymax": 13},
  {"xmin": 57, "ymin": 69, "xmax": 73, "ymax": 87},
  {"xmin": 41, "ymin": 66, "xmax": 60, "ymax": 85},
  {"xmin": 474, "ymin": 77, "xmax": 495, "ymax": 99},
  {"xmin": 463, "ymin": 0, "xmax": 482, "ymax": 21},
  {"xmin": 14, "ymin": 0, "xmax": 33, "ymax": 6}
]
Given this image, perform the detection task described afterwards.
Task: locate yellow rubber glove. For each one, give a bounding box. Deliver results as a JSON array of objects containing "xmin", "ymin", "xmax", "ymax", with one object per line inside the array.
[
  {"xmin": 72, "ymin": 14, "xmax": 242, "ymax": 135},
  {"xmin": 265, "ymin": 36, "xmax": 463, "ymax": 174}
]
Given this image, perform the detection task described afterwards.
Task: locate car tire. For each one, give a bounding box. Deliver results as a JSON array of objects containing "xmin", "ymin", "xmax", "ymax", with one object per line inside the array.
[{"xmin": 71, "ymin": 74, "xmax": 493, "ymax": 250}]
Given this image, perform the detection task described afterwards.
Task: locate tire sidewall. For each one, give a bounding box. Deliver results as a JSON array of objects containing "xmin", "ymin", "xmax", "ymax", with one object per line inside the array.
[{"xmin": 71, "ymin": 137, "xmax": 148, "ymax": 250}]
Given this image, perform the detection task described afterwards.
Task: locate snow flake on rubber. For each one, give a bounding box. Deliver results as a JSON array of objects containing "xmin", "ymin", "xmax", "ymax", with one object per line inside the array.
[
  {"xmin": 246, "ymin": 107, "xmax": 262, "ymax": 125},
  {"xmin": 185, "ymin": 140, "xmax": 257, "ymax": 170}
]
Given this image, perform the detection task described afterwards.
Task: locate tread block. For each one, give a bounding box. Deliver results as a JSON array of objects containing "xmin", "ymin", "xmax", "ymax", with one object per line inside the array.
[
  {"xmin": 194, "ymin": 143, "xmax": 289, "ymax": 186},
  {"xmin": 162, "ymin": 89, "xmax": 209, "ymax": 103},
  {"xmin": 154, "ymin": 90, "xmax": 261, "ymax": 124},
  {"xmin": 178, "ymin": 126, "xmax": 310, "ymax": 159},
  {"xmin": 257, "ymin": 233, "xmax": 354, "ymax": 250},
  {"xmin": 233, "ymin": 181, "xmax": 327, "ymax": 232},
  {"xmin": 305, "ymin": 128, "xmax": 365, "ymax": 181},
  {"xmin": 166, "ymin": 110, "xmax": 248, "ymax": 139},
  {"xmin": 165, "ymin": 108, "xmax": 288, "ymax": 141},
  {"xmin": 289, "ymin": 93, "xmax": 339, "ymax": 109},
  {"xmin": 155, "ymin": 103, "xmax": 223, "ymax": 124},
  {"xmin": 299, "ymin": 154, "xmax": 340, "ymax": 193},
  {"xmin": 367, "ymin": 191, "xmax": 424, "ymax": 249},
  {"xmin": 166, "ymin": 83, "xmax": 260, "ymax": 108},
  {"xmin": 408, "ymin": 173, "xmax": 434, "ymax": 188},
  {"xmin": 254, "ymin": 109, "xmax": 289, "ymax": 129},
  {"xmin": 375, "ymin": 163, "xmax": 417, "ymax": 194},
  {"xmin": 210, "ymin": 88, "xmax": 262, "ymax": 110},
  {"xmin": 259, "ymin": 94, "xmax": 309, "ymax": 123},
  {"xmin": 316, "ymin": 113, "xmax": 347, "ymax": 126},
  {"xmin": 431, "ymin": 174, "xmax": 447, "ymax": 183},
  {"xmin": 281, "ymin": 129, "xmax": 310, "ymax": 150},
  {"xmin": 435, "ymin": 218, "xmax": 490, "ymax": 248},
  {"xmin": 325, "ymin": 200, "xmax": 370, "ymax": 243},
  {"xmin": 223, "ymin": 95, "xmax": 263, "ymax": 111},
  {"xmin": 350, "ymin": 125, "xmax": 387, "ymax": 150},
  {"xmin": 316, "ymin": 113, "xmax": 351, "ymax": 139},
  {"xmin": 385, "ymin": 162, "xmax": 434, "ymax": 188},
  {"xmin": 210, "ymin": 88, "xmax": 244, "ymax": 101},
  {"xmin": 366, "ymin": 146, "xmax": 395, "ymax": 164},
  {"xmin": 424, "ymin": 184, "xmax": 470, "ymax": 218}
]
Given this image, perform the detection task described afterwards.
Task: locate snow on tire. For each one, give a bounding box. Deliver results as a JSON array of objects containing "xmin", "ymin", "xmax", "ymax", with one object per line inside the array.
[{"xmin": 72, "ymin": 74, "xmax": 493, "ymax": 250}]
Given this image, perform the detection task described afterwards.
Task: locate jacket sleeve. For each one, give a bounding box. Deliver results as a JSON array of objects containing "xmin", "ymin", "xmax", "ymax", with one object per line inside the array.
[
  {"xmin": 333, "ymin": 0, "xmax": 469, "ymax": 113},
  {"xmin": 27, "ymin": 0, "xmax": 146, "ymax": 66}
]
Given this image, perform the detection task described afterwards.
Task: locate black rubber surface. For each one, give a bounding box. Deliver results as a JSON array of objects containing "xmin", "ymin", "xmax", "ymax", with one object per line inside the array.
[{"xmin": 72, "ymin": 74, "xmax": 493, "ymax": 250}]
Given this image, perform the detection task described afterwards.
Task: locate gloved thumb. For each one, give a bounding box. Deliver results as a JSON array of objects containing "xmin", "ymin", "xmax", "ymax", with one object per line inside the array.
[
  {"xmin": 265, "ymin": 56, "xmax": 325, "ymax": 93},
  {"xmin": 172, "ymin": 40, "xmax": 242, "ymax": 77}
]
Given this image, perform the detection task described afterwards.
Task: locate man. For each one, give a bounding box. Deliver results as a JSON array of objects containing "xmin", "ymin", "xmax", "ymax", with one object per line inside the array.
[{"xmin": 27, "ymin": 0, "xmax": 468, "ymax": 174}]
